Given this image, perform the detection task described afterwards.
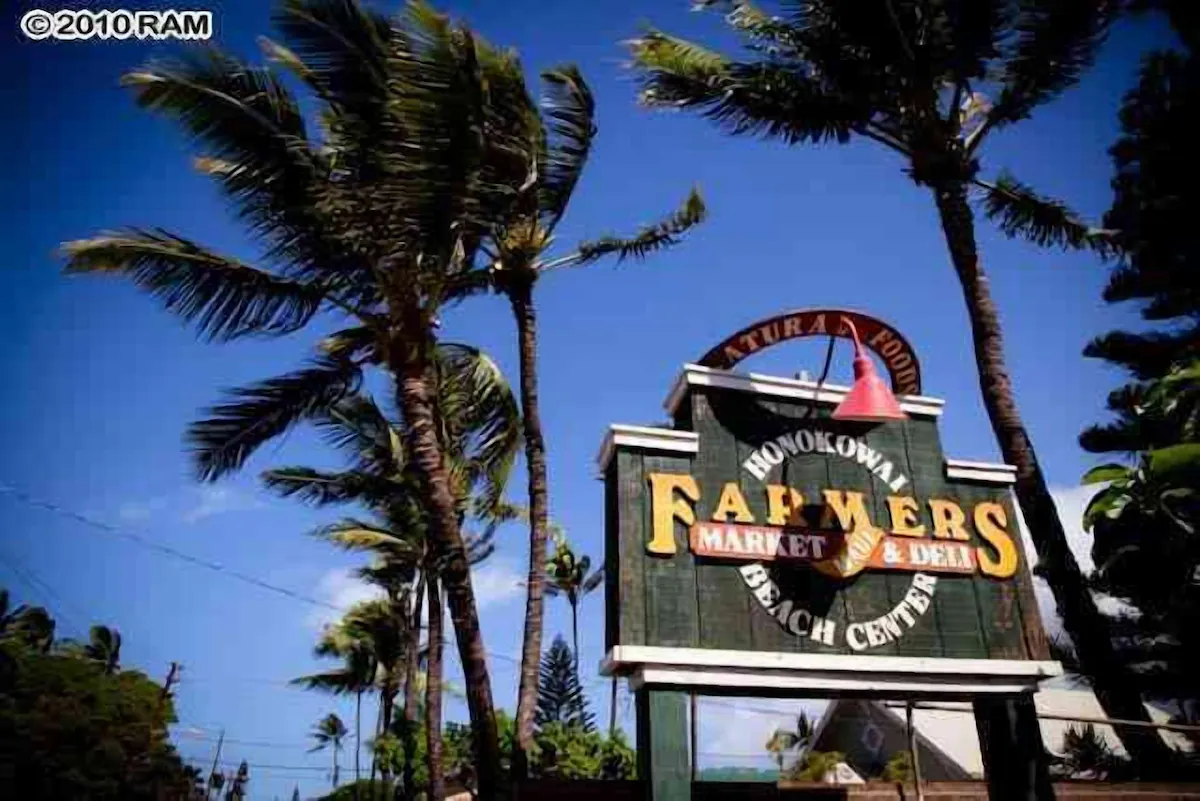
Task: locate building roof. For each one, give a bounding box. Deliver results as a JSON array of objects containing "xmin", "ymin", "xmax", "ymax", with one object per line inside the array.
[{"xmin": 811, "ymin": 688, "xmax": 1186, "ymax": 779}]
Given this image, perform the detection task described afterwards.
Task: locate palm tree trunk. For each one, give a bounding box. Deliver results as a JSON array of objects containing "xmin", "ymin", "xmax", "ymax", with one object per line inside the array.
[
  {"xmin": 403, "ymin": 572, "xmax": 427, "ymax": 798},
  {"xmin": 379, "ymin": 686, "xmax": 396, "ymax": 782},
  {"xmin": 609, "ymin": 678, "xmax": 617, "ymax": 736},
  {"xmin": 394, "ymin": 351, "xmax": 501, "ymax": 798},
  {"xmin": 333, "ymin": 744, "xmax": 339, "ymax": 789},
  {"xmin": 355, "ymin": 690, "xmax": 363, "ymax": 799},
  {"xmin": 510, "ymin": 279, "xmax": 551, "ymax": 776},
  {"xmin": 426, "ymin": 575, "xmax": 446, "ymax": 801},
  {"xmin": 931, "ymin": 181, "xmax": 1175, "ymax": 771},
  {"xmin": 571, "ymin": 600, "xmax": 581, "ymax": 686}
]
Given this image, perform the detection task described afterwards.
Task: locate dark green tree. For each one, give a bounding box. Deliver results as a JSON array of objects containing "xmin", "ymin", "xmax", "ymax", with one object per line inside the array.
[
  {"xmin": 480, "ymin": 55, "xmax": 705, "ymax": 762},
  {"xmin": 0, "ymin": 591, "xmax": 195, "ymax": 800},
  {"xmin": 627, "ymin": 0, "xmax": 1173, "ymax": 768},
  {"xmin": 536, "ymin": 635, "xmax": 595, "ymax": 732},
  {"xmin": 310, "ymin": 713, "xmax": 349, "ymax": 789},
  {"xmin": 61, "ymin": 4, "xmax": 545, "ymax": 792},
  {"xmin": 543, "ymin": 531, "xmax": 604, "ymax": 723}
]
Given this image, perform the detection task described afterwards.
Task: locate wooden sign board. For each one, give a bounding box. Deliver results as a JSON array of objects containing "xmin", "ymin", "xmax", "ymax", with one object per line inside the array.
[{"xmin": 601, "ymin": 380, "xmax": 1053, "ymax": 692}]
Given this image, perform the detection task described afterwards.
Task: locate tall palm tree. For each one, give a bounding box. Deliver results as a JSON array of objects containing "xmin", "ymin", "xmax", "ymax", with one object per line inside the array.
[
  {"xmin": 483, "ymin": 63, "xmax": 706, "ymax": 761},
  {"xmin": 83, "ymin": 625, "xmax": 122, "ymax": 675},
  {"xmin": 310, "ymin": 713, "xmax": 349, "ymax": 789},
  {"xmin": 628, "ymin": 0, "xmax": 1171, "ymax": 767},
  {"xmin": 544, "ymin": 532, "xmax": 604, "ymax": 724},
  {"xmin": 765, "ymin": 712, "xmax": 814, "ymax": 773},
  {"xmin": 292, "ymin": 611, "xmax": 382, "ymax": 789},
  {"xmin": 62, "ymin": 3, "xmax": 539, "ymax": 792},
  {"xmin": 267, "ymin": 366, "xmax": 516, "ymax": 796}
]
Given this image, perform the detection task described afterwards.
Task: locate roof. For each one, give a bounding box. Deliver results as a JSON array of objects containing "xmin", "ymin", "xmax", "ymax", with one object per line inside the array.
[{"xmin": 812, "ymin": 689, "xmax": 1186, "ymax": 779}]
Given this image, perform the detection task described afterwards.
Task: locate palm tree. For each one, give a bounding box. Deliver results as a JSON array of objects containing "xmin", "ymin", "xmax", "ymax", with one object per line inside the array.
[
  {"xmin": 482, "ymin": 65, "xmax": 706, "ymax": 761},
  {"xmin": 0, "ymin": 590, "xmax": 55, "ymax": 652},
  {"xmin": 310, "ymin": 712, "xmax": 349, "ymax": 788},
  {"xmin": 544, "ymin": 532, "xmax": 604, "ymax": 718},
  {"xmin": 292, "ymin": 614, "xmax": 380, "ymax": 790},
  {"xmin": 765, "ymin": 712, "xmax": 814, "ymax": 773},
  {"xmin": 83, "ymin": 625, "xmax": 122, "ymax": 675},
  {"xmin": 627, "ymin": 0, "xmax": 1172, "ymax": 767},
  {"xmin": 62, "ymin": 3, "xmax": 540, "ymax": 792},
  {"xmin": 268, "ymin": 366, "xmax": 517, "ymax": 796}
]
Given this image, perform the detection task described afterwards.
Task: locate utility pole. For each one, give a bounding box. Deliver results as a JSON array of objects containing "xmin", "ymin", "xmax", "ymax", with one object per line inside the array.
[
  {"xmin": 205, "ymin": 729, "xmax": 225, "ymax": 800},
  {"xmin": 159, "ymin": 661, "xmax": 181, "ymax": 708},
  {"xmin": 906, "ymin": 701, "xmax": 925, "ymax": 801}
]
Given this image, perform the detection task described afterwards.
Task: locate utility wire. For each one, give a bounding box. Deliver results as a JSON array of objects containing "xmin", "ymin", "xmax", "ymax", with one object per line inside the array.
[{"xmin": 0, "ymin": 482, "xmax": 343, "ymax": 612}]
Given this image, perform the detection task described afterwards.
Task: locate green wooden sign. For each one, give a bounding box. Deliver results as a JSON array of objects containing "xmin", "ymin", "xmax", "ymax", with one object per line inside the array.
[{"xmin": 601, "ymin": 321, "xmax": 1049, "ymax": 664}]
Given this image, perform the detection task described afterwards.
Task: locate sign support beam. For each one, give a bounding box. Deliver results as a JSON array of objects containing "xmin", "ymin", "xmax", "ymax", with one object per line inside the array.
[
  {"xmin": 635, "ymin": 687, "xmax": 690, "ymax": 801},
  {"xmin": 973, "ymin": 695, "xmax": 1055, "ymax": 800}
]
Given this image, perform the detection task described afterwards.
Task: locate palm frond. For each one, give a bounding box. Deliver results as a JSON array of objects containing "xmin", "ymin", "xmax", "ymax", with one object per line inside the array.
[
  {"xmin": 62, "ymin": 229, "xmax": 325, "ymax": 341},
  {"xmin": 261, "ymin": 465, "xmax": 399, "ymax": 506},
  {"xmin": 573, "ymin": 187, "xmax": 707, "ymax": 266},
  {"xmin": 432, "ymin": 343, "xmax": 521, "ymax": 509},
  {"xmin": 987, "ymin": 0, "xmax": 1117, "ymax": 129},
  {"xmin": 539, "ymin": 65, "xmax": 597, "ymax": 231},
  {"xmin": 978, "ymin": 174, "xmax": 1115, "ymax": 254},
  {"xmin": 313, "ymin": 518, "xmax": 422, "ymax": 563},
  {"xmin": 629, "ymin": 31, "xmax": 868, "ymax": 145},
  {"xmin": 188, "ymin": 358, "xmax": 362, "ymax": 481},
  {"xmin": 120, "ymin": 49, "xmax": 344, "ymax": 277}
]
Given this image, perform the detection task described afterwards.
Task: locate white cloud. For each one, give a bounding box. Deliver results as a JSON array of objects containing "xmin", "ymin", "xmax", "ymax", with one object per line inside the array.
[
  {"xmin": 182, "ymin": 486, "xmax": 263, "ymax": 524},
  {"xmin": 699, "ymin": 698, "xmax": 827, "ymax": 768},
  {"xmin": 117, "ymin": 496, "xmax": 169, "ymax": 522},
  {"xmin": 470, "ymin": 559, "xmax": 524, "ymax": 609},
  {"xmin": 306, "ymin": 568, "xmax": 384, "ymax": 630},
  {"xmin": 1015, "ymin": 484, "xmax": 1134, "ymax": 639}
]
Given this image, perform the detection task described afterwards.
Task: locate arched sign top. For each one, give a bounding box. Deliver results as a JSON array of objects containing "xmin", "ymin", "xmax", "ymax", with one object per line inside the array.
[{"xmin": 697, "ymin": 308, "xmax": 923, "ymax": 396}]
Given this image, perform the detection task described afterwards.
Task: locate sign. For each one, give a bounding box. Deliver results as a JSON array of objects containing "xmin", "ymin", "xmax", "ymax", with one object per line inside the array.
[
  {"xmin": 601, "ymin": 311, "xmax": 1047, "ymax": 660},
  {"xmin": 698, "ymin": 308, "xmax": 922, "ymax": 395}
]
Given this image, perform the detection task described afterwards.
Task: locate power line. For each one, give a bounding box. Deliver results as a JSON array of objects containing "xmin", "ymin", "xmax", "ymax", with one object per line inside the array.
[
  {"xmin": 0, "ymin": 544, "xmax": 90, "ymax": 632},
  {"xmin": 0, "ymin": 482, "xmax": 343, "ymax": 612}
]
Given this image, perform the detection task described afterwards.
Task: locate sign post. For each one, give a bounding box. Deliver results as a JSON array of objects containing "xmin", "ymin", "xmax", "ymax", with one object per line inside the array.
[{"xmin": 599, "ymin": 310, "xmax": 1059, "ymax": 799}]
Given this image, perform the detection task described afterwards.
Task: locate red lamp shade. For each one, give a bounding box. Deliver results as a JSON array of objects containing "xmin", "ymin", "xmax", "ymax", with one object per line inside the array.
[{"xmin": 832, "ymin": 321, "xmax": 908, "ymax": 422}]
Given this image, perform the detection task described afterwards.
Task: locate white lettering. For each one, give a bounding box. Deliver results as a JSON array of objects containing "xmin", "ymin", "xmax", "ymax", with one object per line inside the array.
[
  {"xmin": 855, "ymin": 441, "xmax": 882, "ymax": 470},
  {"xmin": 835, "ymin": 435, "xmax": 857, "ymax": 458},
  {"xmin": 846, "ymin": 623, "xmax": 869, "ymax": 651},
  {"xmin": 761, "ymin": 441, "xmax": 784, "ymax": 466},
  {"xmin": 795, "ymin": 430, "xmax": 815, "ymax": 453},
  {"xmin": 743, "ymin": 451, "xmax": 770, "ymax": 481}
]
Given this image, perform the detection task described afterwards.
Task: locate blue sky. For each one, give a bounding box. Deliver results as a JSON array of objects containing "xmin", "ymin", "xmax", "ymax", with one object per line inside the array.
[{"xmin": 3, "ymin": 1, "xmax": 1173, "ymax": 796}]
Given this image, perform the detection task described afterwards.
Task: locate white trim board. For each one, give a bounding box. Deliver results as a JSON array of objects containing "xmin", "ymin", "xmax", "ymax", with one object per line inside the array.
[
  {"xmin": 664, "ymin": 364, "xmax": 945, "ymax": 418},
  {"xmin": 945, "ymin": 458, "xmax": 1018, "ymax": 485},
  {"xmin": 601, "ymin": 645, "xmax": 1061, "ymax": 678},
  {"xmin": 596, "ymin": 424, "xmax": 699, "ymax": 473},
  {"xmin": 603, "ymin": 646, "xmax": 1061, "ymax": 699}
]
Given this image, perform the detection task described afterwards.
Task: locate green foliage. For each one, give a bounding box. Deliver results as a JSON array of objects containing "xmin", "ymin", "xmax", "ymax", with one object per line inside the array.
[
  {"xmin": 1051, "ymin": 724, "xmax": 1129, "ymax": 779},
  {"xmin": 544, "ymin": 533, "xmax": 604, "ymax": 609},
  {"xmin": 785, "ymin": 750, "xmax": 845, "ymax": 782},
  {"xmin": 0, "ymin": 593, "xmax": 194, "ymax": 800},
  {"xmin": 536, "ymin": 635, "xmax": 594, "ymax": 732},
  {"xmin": 318, "ymin": 778, "xmax": 394, "ymax": 800},
  {"xmin": 881, "ymin": 751, "xmax": 914, "ymax": 782},
  {"xmin": 698, "ymin": 766, "xmax": 779, "ymax": 782},
  {"xmin": 380, "ymin": 709, "xmax": 634, "ymax": 790},
  {"xmin": 765, "ymin": 712, "xmax": 814, "ymax": 771}
]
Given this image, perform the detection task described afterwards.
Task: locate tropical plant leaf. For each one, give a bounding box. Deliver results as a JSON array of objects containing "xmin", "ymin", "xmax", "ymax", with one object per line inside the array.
[
  {"xmin": 62, "ymin": 229, "xmax": 325, "ymax": 341},
  {"xmin": 629, "ymin": 31, "xmax": 867, "ymax": 145},
  {"xmin": 988, "ymin": 0, "xmax": 1117, "ymax": 128},
  {"xmin": 188, "ymin": 358, "xmax": 362, "ymax": 481},
  {"xmin": 120, "ymin": 49, "xmax": 344, "ymax": 277},
  {"xmin": 539, "ymin": 64, "xmax": 597, "ymax": 231},
  {"xmin": 261, "ymin": 466, "xmax": 400, "ymax": 506},
  {"xmin": 573, "ymin": 187, "xmax": 707, "ymax": 266},
  {"xmin": 979, "ymin": 174, "xmax": 1114, "ymax": 254},
  {"xmin": 1081, "ymin": 464, "xmax": 1130, "ymax": 485},
  {"xmin": 1146, "ymin": 443, "xmax": 1200, "ymax": 480}
]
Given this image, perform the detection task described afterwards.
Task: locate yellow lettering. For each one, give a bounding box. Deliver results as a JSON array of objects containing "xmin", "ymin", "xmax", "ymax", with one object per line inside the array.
[
  {"xmin": 886, "ymin": 495, "xmax": 926, "ymax": 537},
  {"xmin": 974, "ymin": 502, "xmax": 1018, "ymax": 579},
  {"xmin": 646, "ymin": 473, "xmax": 699, "ymax": 555},
  {"xmin": 766, "ymin": 485, "xmax": 805, "ymax": 526},
  {"xmin": 928, "ymin": 499, "xmax": 970, "ymax": 541},
  {"xmin": 712, "ymin": 482, "xmax": 754, "ymax": 523},
  {"xmin": 820, "ymin": 490, "xmax": 877, "ymax": 533}
]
